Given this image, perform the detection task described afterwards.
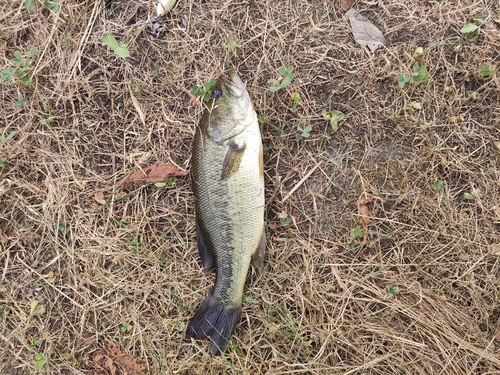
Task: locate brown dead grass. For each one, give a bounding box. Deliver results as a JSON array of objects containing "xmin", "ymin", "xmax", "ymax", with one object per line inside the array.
[{"xmin": 1, "ymin": 0, "xmax": 500, "ymax": 374}]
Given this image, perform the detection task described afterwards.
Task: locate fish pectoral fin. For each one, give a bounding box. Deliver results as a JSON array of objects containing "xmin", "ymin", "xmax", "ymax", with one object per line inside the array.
[
  {"xmin": 220, "ymin": 140, "xmax": 246, "ymax": 181},
  {"xmin": 196, "ymin": 221, "xmax": 216, "ymax": 271},
  {"xmin": 252, "ymin": 229, "xmax": 266, "ymax": 270}
]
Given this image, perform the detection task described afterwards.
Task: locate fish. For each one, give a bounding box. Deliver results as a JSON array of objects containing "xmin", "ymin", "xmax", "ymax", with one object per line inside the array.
[{"xmin": 186, "ymin": 70, "xmax": 266, "ymax": 355}]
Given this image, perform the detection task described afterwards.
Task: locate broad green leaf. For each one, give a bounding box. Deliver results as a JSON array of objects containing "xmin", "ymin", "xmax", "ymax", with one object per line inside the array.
[
  {"xmin": 25, "ymin": 0, "xmax": 35, "ymax": 12},
  {"xmin": 397, "ymin": 73, "xmax": 409, "ymax": 88},
  {"xmin": 280, "ymin": 217, "xmax": 292, "ymax": 227},
  {"xmin": 44, "ymin": 0, "xmax": 60, "ymax": 11},
  {"xmin": 1, "ymin": 68, "xmax": 15, "ymax": 83},
  {"xmin": 14, "ymin": 98, "xmax": 27, "ymax": 107},
  {"xmin": 386, "ymin": 285, "xmax": 400, "ymax": 298},
  {"xmin": 474, "ymin": 12, "xmax": 489, "ymax": 20},
  {"xmin": 463, "ymin": 192, "xmax": 474, "ymax": 200},
  {"xmin": 478, "ymin": 63, "xmax": 494, "ymax": 78},
  {"xmin": 413, "ymin": 47, "xmax": 423, "ymax": 58},
  {"xmin": 30, "ymin": 300, "xmax": 39, "ymax": 315},
  {"xmin": 5, "ymin": 131, "xmax": 16, "ymax": 141},
  {"xmin": 35, "ymin": 354, "xmax": 48, "ymax": 369},
  {"xmin": 330, "ymin": 110, "xmax": 344, "ymax": 123},
  {"xmin": 114, "ymin": 43, "xmax": 130, "ymax": 58},
  {"xmin": 102, "ymin": 34, "xmax": 129, "ymax": 57},
  {"xmin": 27, "ymin": 45, "xmax": 39, "ymax": 57},
  {"xmin": 102, "ymin": 33, "xmax": 120, "ymax": 50},
  {"xmin": 154, "ymin": 182, "xmax": 167, "ymax": 188},
  {"xmin": 431, "ymin": 180, "xmax": 443, "ymax": 192},
  {"xmin": 460, "ymin": 23, "xmax": 479, "ymax": 34},
  {"xmin": 350, "ymin": 226, "xmax": 363, "ymax": 239},
  {"xmin": 41, "ymin": 116, "xmax": 54, "ymax": 125},
  {"xmin": 12, "ymin": 51, "xmax": 24, "ymax": 64}
]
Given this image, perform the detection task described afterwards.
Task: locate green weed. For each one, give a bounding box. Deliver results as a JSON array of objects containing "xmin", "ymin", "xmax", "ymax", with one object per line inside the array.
[
  {"xmin": 0, "ymin": 131, "xmax": 16, "ymax": 168},
  {"xmin": 431, "ymin": 180, "xmax": 444, "ymax": 192},
  {"xmin": 102, "ymin": 33, "xmax": 129, "ymax": 58},
  {"xmin": 290, "ymin": 92, "xmax": 301, "ymax": 111},
  {"xmin": 29, "ymin": 337, "xmax": 41, "ymax": 349},
  {"xmin": 397, "ymin": 63, "xmax": 429, "ymax": 89},
  {"xmin": 1, "ymin": 48, "xmax": 38, "ymax": 86},
  {"xmin": 386, "ymin": 285, "xmax": 400, "ymax": 298},
  {"xmin": 460, "ymin": 23, "xmax": 480, "ymax": 40},
  {"xmin": 411, "ymin": 63, "xmax": 429, "ymax": 83},
  {"xmin": 296, "ymin": 125, "xmax": 311, "ymax": 141},
  {"xmin": 154, "ymin": 177, "xmax": 177, "ymax": 188},
  {"xmin": 24, "ymin": 0, "xmax": 35, "ymax": 11},
  {"xmin": 413, "ymin": 47, "xmax": 423, "ymax": 59},
  {"xmin": 322, "ymin": 109, "xmax": 344, "ymax": 132},
  {"xmin": 190, "ymin": 78, "xmax": 217, "ymax": 102},
  {"xmin": 478, "ymin": 63, "xmax": 494, "ymax": 79},
  {"xmin": 121, "ymin": 322, "xmax": 132, "ymax": 332},
  {"xmin": 268, "ymin": 66, "xmax": 294, "ymax": 92},
  {"xmin": 473, "ymin": 12, "xmax": 489, "ymax": 20},
  {"xmin": 280, "ymin": 217, "xmax": 292, "ymax": 227},
  {"xmin": 44, "ymin": 0, "xmax": 60, "ymax": 11},
  {"xmin": 35, "ymin": 353, "xmax": 48, "ymax": 370},
  {"xmin": 258, "ymin": 113, "xmax": 283, "ymax": 137}
]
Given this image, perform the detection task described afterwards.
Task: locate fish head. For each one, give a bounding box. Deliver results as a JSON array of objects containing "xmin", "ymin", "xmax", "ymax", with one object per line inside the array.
[{"xmin": 203, "ymin": 70, "xmax": 255, "ymax": 143}]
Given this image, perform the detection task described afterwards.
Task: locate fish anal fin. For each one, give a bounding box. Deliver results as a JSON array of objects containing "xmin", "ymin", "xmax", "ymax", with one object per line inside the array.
[
  {"xmin": 221, "ymin": 140, "xmax": 246, "ymax": 181},
  {"xmin": 186, "ymin": 294, "xmax": 241, "ymax": 355},
  {"xmin": 252, "ymin": 229, "xmax": 266, "ymax": 270},
  {"xmin": 196, "ymin": 221, "xmax": 215, "ymax": 271}
]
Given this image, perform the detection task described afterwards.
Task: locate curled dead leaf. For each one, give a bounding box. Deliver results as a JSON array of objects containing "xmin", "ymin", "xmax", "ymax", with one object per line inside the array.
[
  {"xmin": 121, "ymin": 163, "xmax": 189, "ymax": 191},
  {"xmin": 105, "ymin": 340, "xmax": 146, "ymax": 375},
  {"xmin": 346, "ymin": 9, "xmax": 386, "ymax": 52},
  {"xmin": 357, "ymin": 193, "xmax": 374, "ymax": 226},
  {"xmin": 93, "ymin": 352, "xmax": 116, "ymax": 375}
]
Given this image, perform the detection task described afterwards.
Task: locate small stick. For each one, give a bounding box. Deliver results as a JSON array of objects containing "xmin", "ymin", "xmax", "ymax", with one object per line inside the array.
[
  {"xmin": 281, "ymin": 161, "xmax": 323, "ymax": 203},
  {"xmin": 111, "ymin": 155, "xmax": 116, "ymax": 175}
]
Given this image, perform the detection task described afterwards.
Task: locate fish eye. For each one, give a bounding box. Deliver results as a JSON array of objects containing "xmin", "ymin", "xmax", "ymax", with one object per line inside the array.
[{"xmin": 211, "ymin": 89, "xmax": 222, "ymax": 99}]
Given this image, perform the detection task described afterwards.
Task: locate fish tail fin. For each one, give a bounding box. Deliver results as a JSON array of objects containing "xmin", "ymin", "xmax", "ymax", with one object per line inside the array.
[{"xmin": 186, "ymin": 294, "xmax": 241, "ymax": 355}]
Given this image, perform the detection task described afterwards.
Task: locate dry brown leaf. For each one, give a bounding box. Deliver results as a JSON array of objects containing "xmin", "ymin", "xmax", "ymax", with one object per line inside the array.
[
  {"xmin": 340, "ymin": 0, "xmax": 356, "ymax": 12},
  {"xmin": 116, "ymin": 355, "xmax": 147, "ymax": 375},
  {"xmin": 105, "ymin": 340, "xmax": 146, "ymax": 375},
  {"xmin": 93, "ymin": 192, "xmax": 106, "ymax": 205},
  {"xmin": 496, "ymin": 326, "xmax": 500, "ymax": 341},
  {"xmin": 105, "ymin": 340, "xmax": 122, "ymax": 359},
  {"xmin": 93, "ymin": 353, "xmax": 116, "ymax": 375},
  {"xmin": 346, "ymin": 9, "xmax": 386, "ymax": 52},
  {"xmin": 122, "ymin": 163, "xmax": 189, "ymax": 191},
  {"xmin": 357, "ymin": 193, "xmax": 374, "ymax": 226},
  {"xmin": 0, "ymin": 228, "xmax": 7, "ymax": 245}
]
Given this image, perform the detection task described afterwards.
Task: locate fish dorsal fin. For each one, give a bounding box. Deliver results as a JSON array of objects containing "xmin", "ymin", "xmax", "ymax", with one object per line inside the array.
[{"xmin": 221, "ymin": 140, "xmax": 246, "ymax": 181}]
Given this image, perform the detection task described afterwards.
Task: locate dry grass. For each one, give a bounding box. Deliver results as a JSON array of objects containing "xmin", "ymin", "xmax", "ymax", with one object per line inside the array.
[{"xmin": 1, "ymin": 0, "xmax": 500, "ymax": 373}]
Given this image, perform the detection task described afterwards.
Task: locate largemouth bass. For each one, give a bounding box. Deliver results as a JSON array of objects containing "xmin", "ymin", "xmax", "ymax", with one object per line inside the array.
[{"xmin": 186, "ymin": 70, "xmax": 266, "ymax": 355}]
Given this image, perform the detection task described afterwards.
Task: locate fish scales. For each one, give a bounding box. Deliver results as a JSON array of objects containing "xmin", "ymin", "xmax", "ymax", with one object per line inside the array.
[{"xmin": 186, "ymin": 70, "xmax": 265, "ymax": 355}]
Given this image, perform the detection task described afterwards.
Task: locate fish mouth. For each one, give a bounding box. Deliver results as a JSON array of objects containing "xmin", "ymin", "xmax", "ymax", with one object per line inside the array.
[{"xmin": 219, "ymin": 70, "xmax": 246, "ymax": 98}]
